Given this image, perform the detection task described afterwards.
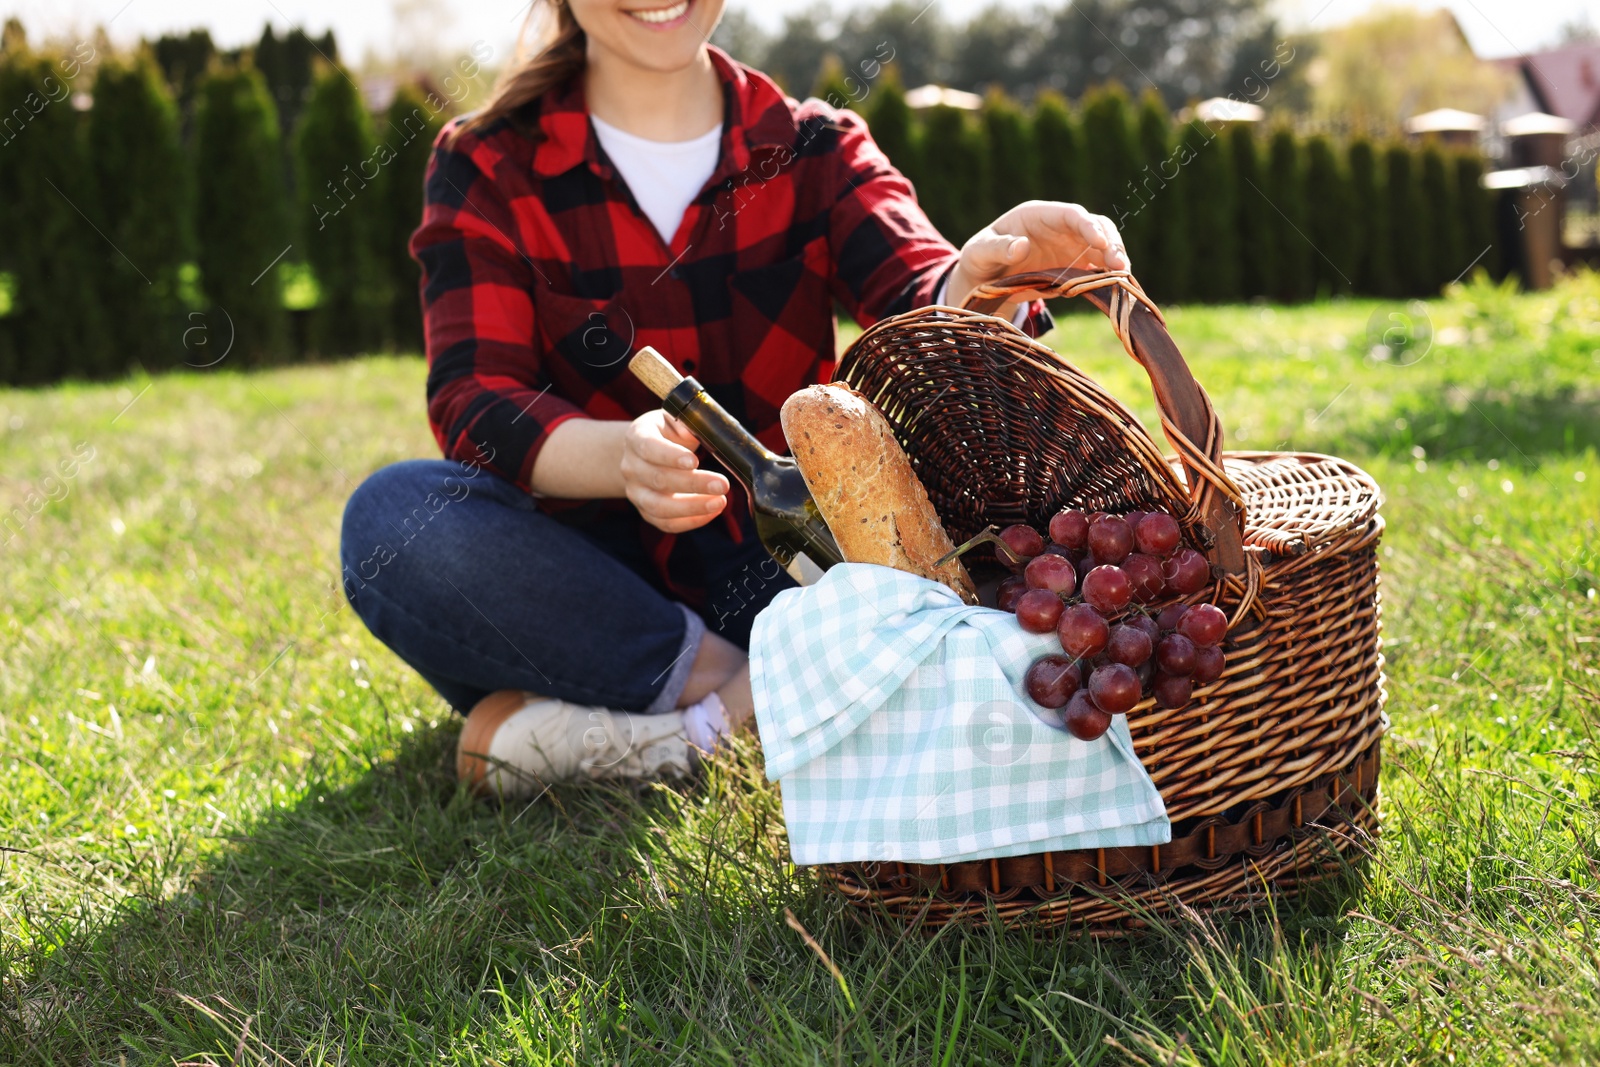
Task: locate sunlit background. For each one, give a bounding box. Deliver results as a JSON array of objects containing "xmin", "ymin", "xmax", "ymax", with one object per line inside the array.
[{"xmin": 2, "ymin": 0, "xmax": 1593, "ymax": 63}]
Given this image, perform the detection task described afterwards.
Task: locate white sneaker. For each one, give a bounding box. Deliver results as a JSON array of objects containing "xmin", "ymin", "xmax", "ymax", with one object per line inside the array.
[{"xmin": 456, "ymin": 690, "xmax": 696, "ymax": 799}]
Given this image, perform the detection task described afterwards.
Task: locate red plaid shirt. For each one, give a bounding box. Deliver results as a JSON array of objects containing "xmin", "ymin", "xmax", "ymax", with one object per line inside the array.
[{"xmin": 411, "ymin": 45, "xmax": 1052, "ymax": 606}]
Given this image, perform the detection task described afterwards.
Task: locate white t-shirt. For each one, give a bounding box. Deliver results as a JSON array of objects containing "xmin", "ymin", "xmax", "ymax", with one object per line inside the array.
[
  {"xmin": 589, "ymin": 112, "xmax": 1029, "ymax": 326},
  {"xmin": 590, "ymin": 114, "xmax": 723, "ymax": 245}
]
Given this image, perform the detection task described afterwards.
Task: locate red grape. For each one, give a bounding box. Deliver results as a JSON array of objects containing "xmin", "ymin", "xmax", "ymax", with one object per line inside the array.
[
  {"xmin": 1106, "ymin": 623, "xmax": 1153, "ymax": 667},
  {"xmin": 1156, "ymin": 603, "xmax": 1189, "ymax": 632},
  {"xmin": 1025, "ymin": 654, "xmax": 1081, "ymax": 708},
  {"xmin": 1088, "ymin": 662, "xmax": 1141, "ymax": 714},
  {"xmin": 1015, "ymin": 589, "xmax": 1064, "ymax": 633},
  {"xmin": 1063, "ymin": 690, "xmax": 1113, "ymax": 741},
  {"xmin": 1086, "ymin": 516, "xmax": 1134, "ymax": 564},
  {"xmin": 996, "ymin": 575, "xmax": 1027, "ymax": 612},
  {"xmin": 999, "ymin": 524, "xmax": 1044, "ymax": 560},
  {"xmin": 1129, "ymin": 614, "xmax": 1162, "ymax": 645},
  {"xmin": 1073, "ymin": 553, "xmax": 1100, "ymax": 584},
  {"xmin": 1024, "ymin": 553, "xmax": 1077, "ymax": 596},
  {"xmin": 1178, "ymin": 602, "xmax": 1227, "ymax": 647},
  {"xmin": 1122, "ymin": 552, "xmax": 1165, "ymax": 602},
  {"xmin": 1163, "ymin": 548, "xmax": 1210, "ymax": 595},
  {"xmin": 1135, "ymin": 512, "xmax": 1182, "ymax": 556},
  {"xmin": 1156, "ymin": 633, "xmax": 1197, "ymax": 675},
  {"xmin": 1136, "ymin": 658, "xmax": 1156, "ymax": 687},
  {"xmin": 1087, "ymin": 511, "xmax": 1110, "ymax": 525},
  {"xmin": 1043, "ymin": 543, "xmax": 1075, "ymax": 559},
  {"xmin": 1082, "ymin": 565, "xmax": 1133, "ymax": 614},
  {"xmin": 1057, "ymin": 603, "xmax": 1109, "ymax": 659},
  {"xmin": 1153, "ymin": 672, "xmax": 1193, "ymax": 709},
  {"xmin": 1124, "ymin": 510, "xmax": 1149, "ymax": 535},
  {"xmin": 1192, "ymin": 644, "xmax": 1226, "ymax": 685},
  {"xmin": 1048, "ymin": 509, "xmax": 1089, "ymax": 550}
]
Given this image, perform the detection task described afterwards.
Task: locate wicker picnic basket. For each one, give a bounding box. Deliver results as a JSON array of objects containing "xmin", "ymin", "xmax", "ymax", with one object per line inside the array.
[{"xmin": 824, "ymin": 267, "xmax": 1387, "ymax": 932}]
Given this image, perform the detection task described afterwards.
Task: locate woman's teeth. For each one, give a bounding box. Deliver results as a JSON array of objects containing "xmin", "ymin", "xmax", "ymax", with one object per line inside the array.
[{"xmin": 628, "ymin": 1, "xmax": 689, "ymax": 24}]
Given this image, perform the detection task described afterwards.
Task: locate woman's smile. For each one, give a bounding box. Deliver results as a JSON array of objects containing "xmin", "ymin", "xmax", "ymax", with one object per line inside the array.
[{"xmin": 623, "ymin": 0, "xmax": 694, "ymax": 30}]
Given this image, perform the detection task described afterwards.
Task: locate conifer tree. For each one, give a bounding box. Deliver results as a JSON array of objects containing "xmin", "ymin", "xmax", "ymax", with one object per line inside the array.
[
  {"xmin": 1303, "ymin": 134, "xmax": 1353, "ymax": 297},
  {"xmin": 1383, "ymin": 144, "xmax": 1427, "ymax": 296},
  {"xmin": 379, "ymin": 82, "xmax": 447, "ymax": 353},
  {"xmin": 1420, "ymin": 144, "xmax": 1462, "ymax": 291},
  {"xmin": 88, "ymin": 52, "xmax": 187, "ymax": 371},
  {"xmin": 981, "ymin": 89, "xmax": 1036, "ymax": 218},
  {"xmin": 916, "ymin": 104, "xmax": 989, "ymax": 245},
  {"xmin": 1133, "ymin": 90, "xmax": 1188, "ymax": 302},
  {"xmin": 296, "ymin": 62, "xmax": 385, "ymax": 355},
  {"xmin": 194, "ymin": 63, "xmax": 290, "ymax": 364},
  {"xmin": 1229, "ymin": 124, "xmax": 1275, "ymax": 299},
  {"xmin": 1454, "ymin": 153, "xmax": 1496, "ymax": 280},
  {"xmin": 1346, "ymin": 137, "xmax": 1392, "ymax": 297},
  {"xmin": 811, "ymin": 55, "xmax": 854, "ymax": 111},
  {"xmin": 1078, "ymin": 85, "xmax": 1141, "ymax": 253},
  {"xmin": 0, "ymin": 51, "xmax": 109, "ymax": 382},
  {"xmin": 866, "ymin": 66, "xmax": 918, "ymax": 182},
  {"xmin": 1179, "ymin": 120, "xmax": 1239, "ymax": 303},
  {"xmin": 1032, "ymin": 90, "xmax": 1082, "ymax": 205},
  {"xmin": 1266, "ymin": 127, "xmax": 1310, "ymax": 302}
]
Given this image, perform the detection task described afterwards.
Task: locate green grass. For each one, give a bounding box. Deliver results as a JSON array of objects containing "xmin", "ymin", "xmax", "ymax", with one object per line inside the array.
[{"xmin": 1, "ymin": 271, "xmax": 1598, "ymax": 1064}]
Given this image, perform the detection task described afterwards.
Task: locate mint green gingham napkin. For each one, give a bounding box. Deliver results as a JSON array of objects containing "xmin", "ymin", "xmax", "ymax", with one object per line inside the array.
[{"xmin": 749, "ymin": 563, "xmax": 1170, "ymax": 866}]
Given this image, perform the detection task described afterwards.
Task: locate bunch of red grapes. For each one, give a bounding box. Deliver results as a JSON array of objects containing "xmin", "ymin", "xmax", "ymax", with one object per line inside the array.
[{"xmin": 995, "ymin": 508, "xmax": 1228, "ymax": 742}]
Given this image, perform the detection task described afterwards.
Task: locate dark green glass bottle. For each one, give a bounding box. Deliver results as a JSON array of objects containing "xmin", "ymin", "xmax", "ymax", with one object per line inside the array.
[{"xmin": 630, "ymin": 347, "xmax": 843, "ymax": 578}]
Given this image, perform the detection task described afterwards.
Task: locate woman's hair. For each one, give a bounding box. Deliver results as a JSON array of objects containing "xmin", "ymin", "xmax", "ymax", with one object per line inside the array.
[{"xmin": 453, "ymin": 0, "xmax": 586, "ymax": 140}]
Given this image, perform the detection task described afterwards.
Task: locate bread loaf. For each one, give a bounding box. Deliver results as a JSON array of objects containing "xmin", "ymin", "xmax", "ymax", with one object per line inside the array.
[{"xmin": 781, "ymin": 384, "xmax": 977, "ymax": 604}]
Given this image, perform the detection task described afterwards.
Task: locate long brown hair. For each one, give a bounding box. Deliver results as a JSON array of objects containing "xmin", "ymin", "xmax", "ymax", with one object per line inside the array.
[{"xmin": 454, "ymin": 0, "xmax": 586, "ymax": 141}]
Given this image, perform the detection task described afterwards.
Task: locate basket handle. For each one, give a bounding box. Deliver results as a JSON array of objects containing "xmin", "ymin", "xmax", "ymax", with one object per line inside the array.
[{"xmin": 963, "ymin": 268, "xmax": 1246, "ymax": 575}]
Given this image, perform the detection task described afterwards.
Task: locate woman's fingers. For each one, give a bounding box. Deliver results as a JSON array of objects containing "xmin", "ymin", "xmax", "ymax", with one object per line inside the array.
[{"xmin": 630, "ymin": 485, "xmax": 727, "ymax": 526}]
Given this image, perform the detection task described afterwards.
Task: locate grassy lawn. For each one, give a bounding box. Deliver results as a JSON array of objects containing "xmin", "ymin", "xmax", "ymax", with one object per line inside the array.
[{"xmin": 1, "ymin": 272, "xmax": 1597, "ymax": 1065}]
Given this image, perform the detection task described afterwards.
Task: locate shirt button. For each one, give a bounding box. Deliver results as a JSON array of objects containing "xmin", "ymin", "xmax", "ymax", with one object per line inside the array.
[
  {"xmin": 670, "ymin": 267, "xmax": 683, "ymax": 279},
  {"xmin": 682, "ymin": 359, "xmax": 697, "ymax": 373}
]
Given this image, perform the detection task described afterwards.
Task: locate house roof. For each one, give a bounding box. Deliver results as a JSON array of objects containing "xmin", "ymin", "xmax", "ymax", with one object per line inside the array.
[
  {"xmin": 1404, "ymin": 107, "xmax": 1487, "ymax": 133},
  {"xmin": 1495, "ymin": 42, "xmax": 1600, "ymax": 130},
  {"xmin": 1501, "ymin": 111, "xmax": 1577, "ymax": 136}
]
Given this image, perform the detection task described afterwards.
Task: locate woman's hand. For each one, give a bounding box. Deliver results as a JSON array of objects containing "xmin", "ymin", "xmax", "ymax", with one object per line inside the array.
[
  {"xmin": 621, "ymin": 410, "xmax": 729, "ymax": 533},
  {"xmin": 944, "ymin": 201, "xmax": 1131, "ymax": 312}
]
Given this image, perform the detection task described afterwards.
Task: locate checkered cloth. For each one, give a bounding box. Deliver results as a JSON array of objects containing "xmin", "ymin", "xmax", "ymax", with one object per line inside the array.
[{"xmin": 749, "ymin": 563, "xmax": 1170, "ymax": 866}]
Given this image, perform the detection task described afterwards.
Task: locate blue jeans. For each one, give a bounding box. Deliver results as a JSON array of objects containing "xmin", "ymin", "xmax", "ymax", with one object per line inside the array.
[{"xmin": 339, "ymin": 459, "xmax": 796, "ymax": 714}]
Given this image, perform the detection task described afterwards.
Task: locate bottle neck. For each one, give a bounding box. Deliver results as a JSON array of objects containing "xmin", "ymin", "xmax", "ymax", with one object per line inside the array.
[{"xmin": 662, "ymin": 380, "xmax": 776, "ymax": 490}]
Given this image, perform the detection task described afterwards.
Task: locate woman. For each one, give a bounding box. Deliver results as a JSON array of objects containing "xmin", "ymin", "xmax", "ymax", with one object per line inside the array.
[{"xmin": 340, "ymin": 0, "xmax": 1129, "ymax": 798}]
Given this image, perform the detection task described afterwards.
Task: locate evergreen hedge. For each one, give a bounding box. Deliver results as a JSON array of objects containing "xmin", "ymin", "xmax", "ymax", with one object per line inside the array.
[
  {"xmin": 1420, "ymin": 144, "xmax": 1463, "ymax": 289},
  {"xmin": 866, "ymin": 69, "xmax": 917, "ymax": 182},
  {"xmin": 1230, "ymin": 124, "xmax": 1277, "ymax": 301},
  {"xmin": 381, "ymin": 83, "xmax": 447, "ymax": 353},
  {"xmin": 88, "ymin": 53, "xmax": 187, "ymax": 371},
  {"xmin": 0, "ymin": 50, "xmax": 1517, "ymax": 385},
  {"xmin": 1303, "ymin": 134, "xmax": 1353, "ymax": 297},
  {"xmin": 1135, "ymin": 91, "xmax": 1190, "ymax": 304},
  {"xmin": 193, "ymin": 63, "xmax": 290, "ymax": 365},
  {"xmin": 1078, "ymin": 85, "xmax": 1140, "ymax": 248},
  {"xmin": 295, "ymin": 62, "xmax": 385, "ymax": 356},
  {"xmin": 1179, "ymin": 120, "xmax": 1239, "ymax": 303},
  {"xmin": 0, "ymin": 50, "xmax": 110, "ymax": 383},
  {"xmin": 1345, "ymin": 137, "xmax": 1391, "ymax": 297},
  {"xmin": 1384, "ymin": 143, "xmax": 1427, "ymax": 296},
  {"xmin": 982, "ymin": 89, "xmax": 1037, "ymax": 213},
  {"xmin": 1031, "ymin": 91, "xmax": 1081, "ymax": 205},
  {"xmin": 916, "ymin": 104, "xmax": 989, "ymax": 244},
  {"xmin": 1267, "ymin": 128, "xmax": 1311, "ymax": 303}
]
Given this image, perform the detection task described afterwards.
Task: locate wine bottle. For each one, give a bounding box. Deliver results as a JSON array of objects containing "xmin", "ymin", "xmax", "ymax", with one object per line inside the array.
[{"xmin": 629, "ymin": 347, "xmax": 843, "ymax": 581}]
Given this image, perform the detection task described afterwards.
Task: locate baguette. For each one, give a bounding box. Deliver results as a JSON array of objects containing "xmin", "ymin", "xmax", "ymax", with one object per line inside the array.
[{"xmin": 781, "ymin": 384, "xmax": 977, "ymax": 604}]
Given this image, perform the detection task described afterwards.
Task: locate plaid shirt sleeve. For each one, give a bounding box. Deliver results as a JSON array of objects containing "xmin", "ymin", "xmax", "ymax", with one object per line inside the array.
[
  {"xmin": 823, "ymin": 107, "xmax": 1053, "ymax": 337},
  {"xmin": 410, "ymin": 125, "xmax": 588, "ymax": 491}
]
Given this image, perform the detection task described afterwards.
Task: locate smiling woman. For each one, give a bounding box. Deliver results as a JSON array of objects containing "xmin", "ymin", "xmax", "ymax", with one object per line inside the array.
[{"xmin": 339, "ymin": 0, "xmax": 1135, "ymax": 800}]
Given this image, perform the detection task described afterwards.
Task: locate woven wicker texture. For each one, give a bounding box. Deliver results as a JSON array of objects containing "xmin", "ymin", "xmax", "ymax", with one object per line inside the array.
[{"xmin": 825, "ymin": 268, "xmax": 1387, "ymax": 932}]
